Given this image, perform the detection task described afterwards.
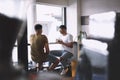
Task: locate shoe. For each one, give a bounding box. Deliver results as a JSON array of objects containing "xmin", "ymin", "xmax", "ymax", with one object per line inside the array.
[{"xmin": 60, "ymin": 67, "xmax": 68, "ymax": 76}]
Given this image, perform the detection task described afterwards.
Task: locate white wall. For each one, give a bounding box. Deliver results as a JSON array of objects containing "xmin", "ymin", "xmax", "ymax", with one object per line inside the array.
[
  {"xmin": 66, "ymin": 0, "xmax": 81, "ymax": 42},
  {"xmin": 36, "ymin": 0, "xmax": 68, "ymax": 6},
  {"xmin": 81, "ymin": 0, "xmax": 120, "ymax": 16}
]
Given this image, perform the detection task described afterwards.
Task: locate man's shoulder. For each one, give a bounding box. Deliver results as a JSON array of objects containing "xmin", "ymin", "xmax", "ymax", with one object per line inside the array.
[
  {"xmin": 30, "ymin": 34, "xmax": 35, "ymax": 37},
  {"xmin": 41, "ymin": 35, "xmax": 48, "ymax": 40},
  {"xmin": 41, "ymin": 34, "xmax": 47, "ymax": 37}
]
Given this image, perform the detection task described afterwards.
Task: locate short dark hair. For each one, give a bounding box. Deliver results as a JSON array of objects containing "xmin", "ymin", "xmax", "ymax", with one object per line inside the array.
[
  {"xmin": 59, "ymin": 25, "xmax": 67, "ymax": 29},
  {"xmin": 34, "ymin": 24, "xmax": 42, "ymax": 31}
]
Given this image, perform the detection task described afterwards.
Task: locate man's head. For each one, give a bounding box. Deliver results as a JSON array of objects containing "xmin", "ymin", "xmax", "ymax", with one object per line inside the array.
[
  {"xmin": 34, "ymin": 24, "xmax": 42, "ymax": 34},
  {"xmin": 59, "ymin": 25, "xmax": 67, "ymax": 35},
  {"xmin": 59, "ymin": 25, "xmax": 67, "ymax": 30},
  {"xmin": 35, "ymin": 24, "xmax": 42, "ymax": 30}
]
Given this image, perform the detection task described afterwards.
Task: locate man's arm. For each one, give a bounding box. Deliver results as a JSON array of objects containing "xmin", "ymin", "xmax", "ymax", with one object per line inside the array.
[
  {"xmin": 44, "ymin": 36, "xmax": 50, "ymax": 54},
  {"xmin": 45, "ymin": 43, "xmax": 50, "ymax": 54},
  {"xmin": 57, "ymin": 40, "xmax": 73, "ymax": 48},
  {"xmin": 62, "ymin": 41, "xmax": 73, "ymax": 48},
  {"xmin": 57, "ymin": 34, "xmax": 73, "ymax": 48}
]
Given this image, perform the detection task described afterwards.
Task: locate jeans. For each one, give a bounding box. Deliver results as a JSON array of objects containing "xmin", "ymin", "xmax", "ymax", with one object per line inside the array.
[{"xmin": 50, "ymin": 50, "xmax": 73, "ymax": 68}]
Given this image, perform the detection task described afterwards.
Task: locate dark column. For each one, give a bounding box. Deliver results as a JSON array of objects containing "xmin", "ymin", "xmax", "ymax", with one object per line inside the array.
[
  {"xmin": 108, "ymin": 13, "xmax": 120, "ymax": 80},
  {"xmin": 18, "ymin": 23, "xmax": 28, "ymax": 71},
  {"xmin": 63, "ymin": 7, "xmax": 66, "ymax": 26}
]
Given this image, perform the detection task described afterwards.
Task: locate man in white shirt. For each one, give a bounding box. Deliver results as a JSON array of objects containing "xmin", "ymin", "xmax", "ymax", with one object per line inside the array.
[{"xmin": 56, "ymin": 25, "xmax": 73, "ymax": 75}]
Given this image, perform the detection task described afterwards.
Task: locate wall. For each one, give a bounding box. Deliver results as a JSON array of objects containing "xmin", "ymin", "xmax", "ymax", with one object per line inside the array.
[
  {"xmin": 66, "ymin": 0, "xmax": 81, "ymax": 42},
  {"xmin": 81, "ymin": 0, "xmax": 120, "ymax": 16},
  {"xmin": 36, "ymin": 0, "xmax": 68, "ymax": 6}
]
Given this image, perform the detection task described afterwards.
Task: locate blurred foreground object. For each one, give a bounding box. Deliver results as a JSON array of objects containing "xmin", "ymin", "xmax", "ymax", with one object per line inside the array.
[{"xmin": 0, "ymin": 0, "xmax": 34, "ymax": 80}]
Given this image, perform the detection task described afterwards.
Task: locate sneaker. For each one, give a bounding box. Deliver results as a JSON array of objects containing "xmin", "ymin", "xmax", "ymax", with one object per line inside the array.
[{"xmin": 60, "ymin": 67, "xmax": 68, "ymax": 76}]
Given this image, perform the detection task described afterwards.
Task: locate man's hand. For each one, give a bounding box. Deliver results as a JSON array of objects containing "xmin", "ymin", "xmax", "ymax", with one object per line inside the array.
[{"xmin": 56, "ymin": 39, "xmax": 63, "ymax": 44}]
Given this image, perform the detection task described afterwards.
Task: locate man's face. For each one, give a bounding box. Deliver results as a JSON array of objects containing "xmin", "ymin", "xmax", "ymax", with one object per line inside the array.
[
  {"xmin": 59, "ymin": 28, "xmax": 64, "ymax": 34},
  {"xmin": 39, "ymin": 29, "xmax": 42, "ymax": 33},
  {"xmin": 36, "ymin": 29, "xmax": 42, "ymax": 34}
]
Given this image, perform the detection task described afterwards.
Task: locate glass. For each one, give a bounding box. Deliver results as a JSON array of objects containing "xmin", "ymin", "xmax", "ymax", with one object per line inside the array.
[{"xmin": 0, "ymin": 0, "xmax": 34, "ymax": 79}]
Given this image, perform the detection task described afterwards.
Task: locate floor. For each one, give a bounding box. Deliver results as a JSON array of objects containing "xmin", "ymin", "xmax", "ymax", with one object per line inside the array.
[
  {"xmin": 28, "ymin": 72, "xmax": 74, "ymax": 80},
  {"xmin": 27, "ymin": 71, "xmax": 107, "ymax": 80},
  {"xmin": 27, "ymin": 60, "xmax": 107, "ymax": 80}
]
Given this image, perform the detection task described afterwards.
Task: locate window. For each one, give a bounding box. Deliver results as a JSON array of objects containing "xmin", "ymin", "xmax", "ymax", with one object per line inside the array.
[{"xmin": 27, "ymin": 4, "xmax": 64, "ymax": 63}]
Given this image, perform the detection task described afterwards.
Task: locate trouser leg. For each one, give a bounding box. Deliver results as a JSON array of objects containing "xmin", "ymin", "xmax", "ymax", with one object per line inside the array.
[
  {"xmin": 60, "ymin": 51, "xmax": 73, "ymax": 68},
  {"xmin": 47, "ymin": 54, "xmax": 60, "ymax": 71}
]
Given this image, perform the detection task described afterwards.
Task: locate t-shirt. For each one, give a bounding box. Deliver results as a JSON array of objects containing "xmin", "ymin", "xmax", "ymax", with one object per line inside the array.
[
  {"xmin": 30, "ymin": 34, "xmax": 48, "ymax": 63},
  {"xmin": 58, "ymin": 33, "xmax": 73, "ymax": 53}
]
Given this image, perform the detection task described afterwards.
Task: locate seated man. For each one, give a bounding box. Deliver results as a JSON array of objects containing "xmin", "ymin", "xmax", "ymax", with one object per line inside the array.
[
  {"xmin": 30, "ymin": 24, "xmax": 59, "ymax": 71},
  {"xmin": 53, "ymin": 25, "xmax": 74, "ymax": 75}
]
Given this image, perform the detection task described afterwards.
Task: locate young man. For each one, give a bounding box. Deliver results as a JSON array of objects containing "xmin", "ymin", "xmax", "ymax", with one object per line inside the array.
[
  {"xmin": 30, "ymin": 24, "xmax": 59, "ymax": 71},
  {"xmin": 56, "ymin": 25, "xmax": 73, "ymax": 75}
]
